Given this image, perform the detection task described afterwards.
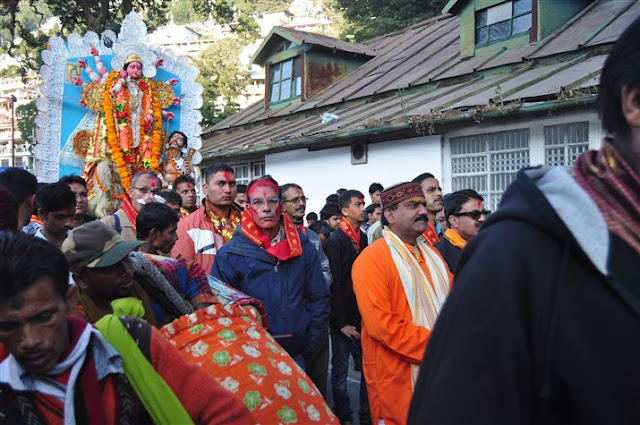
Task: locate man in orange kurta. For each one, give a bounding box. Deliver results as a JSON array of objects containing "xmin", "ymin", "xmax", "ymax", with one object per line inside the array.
[{"xmin": 352, "ymin": 182, "xmax": 453, "ymax": 425}]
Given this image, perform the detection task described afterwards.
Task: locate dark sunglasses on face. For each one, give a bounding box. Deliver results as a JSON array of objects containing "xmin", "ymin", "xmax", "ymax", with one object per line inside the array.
[{"xmin": 455, "ymin": 210, "xmax": 492, "ymax": 220}]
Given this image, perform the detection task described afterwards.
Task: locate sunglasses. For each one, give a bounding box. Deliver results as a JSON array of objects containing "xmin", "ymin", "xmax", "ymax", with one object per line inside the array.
[{"xmin": 455, "ymin": 210, "xmax": 491, "ymax": 220}]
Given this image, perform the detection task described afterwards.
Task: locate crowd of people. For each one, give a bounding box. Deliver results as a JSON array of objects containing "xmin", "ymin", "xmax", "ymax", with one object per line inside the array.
[{"xmin": 0, "ymin": 16, "xmax": 639, "ymax": 424}]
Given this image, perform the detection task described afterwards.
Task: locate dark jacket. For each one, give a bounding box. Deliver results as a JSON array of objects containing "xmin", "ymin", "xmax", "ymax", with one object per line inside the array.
[
  {"xmin": 433, "ymin": 236, "xmax": 462, "ymax": 273},
  {"xmin": 211, "ymin": 225, "xmax": 330, "ymax": 358},
  {"xmin": 408, "ymin": 166, "xmax": 640, "ymax": 425},
  {"xmin": 323, "ymin": 227, "xmax": 368, "ymax": 330}
]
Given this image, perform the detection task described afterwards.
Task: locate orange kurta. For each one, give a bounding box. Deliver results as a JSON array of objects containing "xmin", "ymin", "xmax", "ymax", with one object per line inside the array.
[{"xmin": 352, "ymin": 238, "xmax": 453, "ymax": 425}]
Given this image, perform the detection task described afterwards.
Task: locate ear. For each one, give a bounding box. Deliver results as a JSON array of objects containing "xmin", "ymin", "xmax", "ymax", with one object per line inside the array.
[
  {"xmin": 37, "ymin": 208, "xmax": 45, "ymax": 221},
  {"xmin": 65, "ymin": 284, "xmax": 79, "ymax": 313},
  {"xmin": 202, "ymin": 182, "xmax": 208, "ymax": 193},
  {"xmin": 383, "ymin": 208, "xmax": 395, "ymax": 226},
  {"xmin": 72, "ymin": 272, "xmax": 89, "ymax": 291},
  {"xmin": 621, "ymin": 85, "xmax": 640, "ymax": 128},
  {"xmin": 341, "ymin": 207, "xmax": 350, "ymax": 217},
  {"xmin": 448, "ymin": 215, "xmax": 458, "ymax": 229}
]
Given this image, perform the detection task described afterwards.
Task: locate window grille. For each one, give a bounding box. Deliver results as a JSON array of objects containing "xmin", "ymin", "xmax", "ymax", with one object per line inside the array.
[
  {"xmin": 544, "ymin": 122, "xmax": 589, "ymax": 166},
  {"xmin": 451, "ymin": 128, "xmax": 529, "ymax": 210},
  {"xmin": 233, "ymin": 164, "xmax": 250, "ymax": 185}
]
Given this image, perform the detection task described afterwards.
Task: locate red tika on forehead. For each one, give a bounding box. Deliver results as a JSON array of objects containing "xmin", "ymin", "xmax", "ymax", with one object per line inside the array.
[
  {"xmin": 223, "ymin": 171, "xmax": 234, "ymax": 182},
  {"xmin": 248, "ymin": 179, "xmax": 279, "ymax": 197}
]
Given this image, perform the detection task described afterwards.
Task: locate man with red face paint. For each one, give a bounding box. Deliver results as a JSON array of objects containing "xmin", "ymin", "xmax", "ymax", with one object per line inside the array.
[
  {"xmin": 211, "ymin": 175, "xmax": 330, "ymax": 384},
  {"xmin": 171, "ymin": 163, "xmax": 241, "ymax": 272},
  {"xmin": 102, "ymin": 171, "xmax": 161, "ymax": 241},
  {"xmin": 434, "ymin": 189, "xmax": 490, "ymax": 273},
  {"xmin": 324, "ymin": 190, "xmax": 371, "ymax": 425}
]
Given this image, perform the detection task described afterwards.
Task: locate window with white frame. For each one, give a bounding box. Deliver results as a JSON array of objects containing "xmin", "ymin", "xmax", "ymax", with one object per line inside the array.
[
  {"xmin": 544, "ymin": 122, "xmax": 589, "ymax": 166},
  {"xmin": 450, "ymin": 129, "xmax": 530, "ymax": 210},
  {"xmin": 475, "ymin": 0, "xmax": 532, "ymax": 46},
  {"xmin": 232, "ymin": 162, "xmax": 265, "ymax": 185},
  {"xmin": 269, "ymin": 58, "xmax": 302, "ymax": 104}
]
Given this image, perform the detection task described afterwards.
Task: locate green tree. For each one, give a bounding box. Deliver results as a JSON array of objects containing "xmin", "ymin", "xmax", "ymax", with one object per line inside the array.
[
  {"xmin": 170, "ymin": 0, "xmax": 208, "ymax": 25},
  {"xmin": 333, "ymin": 0, "xmax": 449, "ymax": 42},
  {"xmin": 16, "ymin": 99, "xmax": 38, "ymax": 145},
  {"xmin": 193, "ymin": 39, "xmax": 251, "ymax": 129}
]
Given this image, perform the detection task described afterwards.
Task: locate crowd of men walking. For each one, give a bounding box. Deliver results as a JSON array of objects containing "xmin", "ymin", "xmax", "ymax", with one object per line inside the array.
[{"xmin": 0, "ymin": 16, "xmax": 640, "ymax": 424}]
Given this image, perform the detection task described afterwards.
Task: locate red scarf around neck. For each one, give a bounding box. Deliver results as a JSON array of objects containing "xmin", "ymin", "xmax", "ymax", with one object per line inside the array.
[
  {"xmin": 122, "ymin": 194, "xmax": 138, "ymax": 233},
  {"xmin": 339, "ymin": 217, "xmax": 361, "ymax": 253},
  {"xmin": 422, "ymin": 221, "xmax": 440, "ymax": 245},
  {"xmin": 574, "ymin": 138, "xmax": 640, "ymax": 255},
  {"xmin": 241, "ymin": 208, "xmax": 303, "ymax": 261}
]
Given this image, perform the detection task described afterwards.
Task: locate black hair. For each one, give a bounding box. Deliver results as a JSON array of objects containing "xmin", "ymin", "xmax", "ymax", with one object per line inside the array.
[
  {"xmin": 0, "ymin": 167, "xmax": 38, "ymax": 205},
  {"xmin": 368, "ymin": 182, "xmax": 383, "ymax": 194},
  {"xmin": 247, "ymin": 175, "xmax": 281, "ymax": 200},
  {"xmin": 204, "ymin": 163, "xmax": 234, "ymax": 185},
  {"xmin": 174, "ymin": 174, "xmax": 196, "ymax": 189},
  {"xmin": 0, "ymin": 231, "xmax": 70, "ymax": 299},
  {"xmin": 237, "ymin": 184, "xmax": 248, "ymax": 194},
  {"xmin": 309, "ymin": 219, "xmax": 332, "ymax": 238},
  {"xmin": 160, "ymin": 190, "xmax": 183, "ymax": 207},
  {"xmin": 168, "ymin": 131, "xmax": 187, "ymax": 145},
  {"xmin": 338, "ymin": 190, "xmax": 365, "ymax": 211},
  {"xmin": 366, "ymin": 203, "xmax": 380, "ymax": 216},
  {"xmin": 444, "ymin": 189, "xmax": 484, "ymax": 221},
  {"xmin": 131, "ymin": 171, "xmax": 160, "ymax": 188},
  {"xmin": 336, "ymin": 188, "xmax": 347, "ymax": 196},
  {"xmin": 320, "ymin": 202, "xmax": 341, "ymax": 220},
  {"xmin": 411, "ymin": 172, "xmax": 435, "ymax": 184},
  {"xmin": 58, "ymin": 175, "xmax": 88, "ymax": 188},
  {"xmin": 306, "ymin": 212, "xmax": 318, "ymax": 221},
  {"xmin": 136, "ymin": 203, "xmax": 179, "ymax": 240},
  {"xmin": 280, "ymin": 183, "xmax": 302, "ymax": 200},
  {"xmin": 598, "ymin": 15, "xmax": 640, "ymax": 140},
  {"xmin": 37, "ymin": 183, "xmax": 76, "ymax": 214},
  {"xmin": 0, "ymin": 187, "xmax": 18, "ymax": 232},
  {"xmin": 325, "ymin": 193, "xmax": 339, "ymax": 204}
]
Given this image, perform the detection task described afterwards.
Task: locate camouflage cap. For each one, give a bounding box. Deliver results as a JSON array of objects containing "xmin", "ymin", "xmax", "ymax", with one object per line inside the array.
[{"xmin": 62, "ymin": 221, "xmax": 143, "ymax": 273}]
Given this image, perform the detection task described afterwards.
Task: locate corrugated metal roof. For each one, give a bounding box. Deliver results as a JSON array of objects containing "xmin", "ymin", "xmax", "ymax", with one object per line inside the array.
[{"xmin": 201, "ymin": 0, "xmax": 637, "ymax": 160}]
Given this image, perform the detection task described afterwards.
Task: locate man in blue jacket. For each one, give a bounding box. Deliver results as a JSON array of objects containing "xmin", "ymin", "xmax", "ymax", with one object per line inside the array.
[{"xmin": 211, "ymin": 175, "xmax": 330, "ymax": 392}]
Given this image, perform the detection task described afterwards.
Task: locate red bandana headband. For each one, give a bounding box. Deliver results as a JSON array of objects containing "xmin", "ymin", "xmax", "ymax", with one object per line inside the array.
[{"xmin": 380, "ymin": 182, "xmax": 424, "ymax": 210}]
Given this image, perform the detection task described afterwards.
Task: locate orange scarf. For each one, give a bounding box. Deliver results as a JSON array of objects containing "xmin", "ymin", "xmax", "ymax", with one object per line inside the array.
[
  {"xmin": 241, "ymin": 208, "xmax": 303, "ymax": 261},
  {"xmin": 422, "ymin": 221, "xmax": 440, "ymax": 245},
  {"xmin": 122, "ymin": 194, "xmax": 138, "ymax": 233},
  {"xmin": 339, "ymin": 217, "xmax": 361, "ymax": 253},
  {"xmin": 444, "ymin": 228, "xmax": 467, "ymax": 249},
  {"xmin": 30, "ymin": 214, "xmax": 43, "ymax": 226}
]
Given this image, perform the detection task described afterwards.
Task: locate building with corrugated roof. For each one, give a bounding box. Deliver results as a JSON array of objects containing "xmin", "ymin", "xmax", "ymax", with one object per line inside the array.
[{"xmin": 199, "ymin": 0, "xmax": 637, "ymax": 213}]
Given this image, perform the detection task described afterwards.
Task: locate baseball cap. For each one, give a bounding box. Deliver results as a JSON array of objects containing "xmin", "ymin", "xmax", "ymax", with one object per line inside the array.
[{"xmin": 62, "ymin": 221, "xmax": 143, "ymax": 273}]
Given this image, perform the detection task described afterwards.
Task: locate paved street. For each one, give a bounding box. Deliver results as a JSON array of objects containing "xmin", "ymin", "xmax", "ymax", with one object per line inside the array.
[{"xmin": 326, "ymin": 345, "xmax": 367, "ymax": 425}]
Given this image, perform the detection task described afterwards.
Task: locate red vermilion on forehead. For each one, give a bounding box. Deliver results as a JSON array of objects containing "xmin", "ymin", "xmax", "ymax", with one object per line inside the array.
[
  {"xmin": 223, "ymin": 171, "xmax": 234, "ymax": 182},
  {"xmin": 248, "ymin": 179, "xmax": 279, "ymax": 197},
  {"xmin": 477, "ymin": 199, "xmax": 482, "ymax": 208}
]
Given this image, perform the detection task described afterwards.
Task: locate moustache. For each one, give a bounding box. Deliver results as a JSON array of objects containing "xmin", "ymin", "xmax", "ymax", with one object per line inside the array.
[{"xmin": 414, "ymin": 215, "xmax": 429, "ymax": 222}]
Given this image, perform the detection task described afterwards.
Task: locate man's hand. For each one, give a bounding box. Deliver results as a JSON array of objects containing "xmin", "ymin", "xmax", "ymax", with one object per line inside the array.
[{"xmin": 341, "ymin": 325, "xmax": 361, "ymax": 340}]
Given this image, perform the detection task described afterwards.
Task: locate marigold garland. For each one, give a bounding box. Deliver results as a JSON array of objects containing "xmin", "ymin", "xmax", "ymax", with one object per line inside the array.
[{"xmin": 103, "ymin": 71, "xmax": 132, "ymax": 192}]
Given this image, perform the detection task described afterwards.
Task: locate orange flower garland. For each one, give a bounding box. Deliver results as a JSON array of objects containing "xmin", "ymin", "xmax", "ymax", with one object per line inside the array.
[
  {"xmin": 103, "ymin": 71, "xmax": 165, "ymax": 191},
  {"xmin": 103, "ymin": 71, "xmax": 132, "ymax": 192}
]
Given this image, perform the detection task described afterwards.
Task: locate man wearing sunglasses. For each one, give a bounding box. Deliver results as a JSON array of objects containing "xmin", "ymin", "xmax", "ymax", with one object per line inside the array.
[
  {"xmin": 102, "ymin": 171, "xmax": 161, "ymax": 241},
  {"xmin": 434, "ymin": 189, "xmax": 490, "ymax": 272}
]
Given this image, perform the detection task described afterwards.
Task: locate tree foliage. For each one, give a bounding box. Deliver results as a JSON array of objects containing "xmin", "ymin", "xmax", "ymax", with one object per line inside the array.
[
  {"xmin": 334, "ymin": 0, "xmax": 449, "ymax": 42},
  {"xmin": 15, "ymin": 99, "xmax": 38, "ymax": 144},
  {"xmin": 193, "ymin": 39, "xmax": 251, "ymax": 129}
]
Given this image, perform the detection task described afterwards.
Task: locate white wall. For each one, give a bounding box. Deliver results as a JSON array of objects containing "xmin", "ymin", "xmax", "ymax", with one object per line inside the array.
[{"xmin": 265, "ymin": 135, "xmax": 442, "ymax": 215}]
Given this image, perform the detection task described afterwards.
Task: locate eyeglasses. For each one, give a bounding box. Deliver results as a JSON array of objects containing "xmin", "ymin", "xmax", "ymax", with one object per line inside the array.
[
  {"xmin": 250, "ymin": 197, "xmax": 280, "ymax": 207},
  {"xmin": 283, "ymin": 196, "xmax": 308, "ymax": 204},
  {"xmin": 455, "ymin": 210, "xmax": 491, "ymax": 220},
  {"xmin": 132, "ymin": 186, "xmax": 161, "ymax": 196}
]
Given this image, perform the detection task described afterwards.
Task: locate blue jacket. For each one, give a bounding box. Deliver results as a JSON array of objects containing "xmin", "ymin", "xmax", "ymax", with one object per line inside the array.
[{"xmin": 211, "ymin": 225, "xmax": 330, "ymax": 358}]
